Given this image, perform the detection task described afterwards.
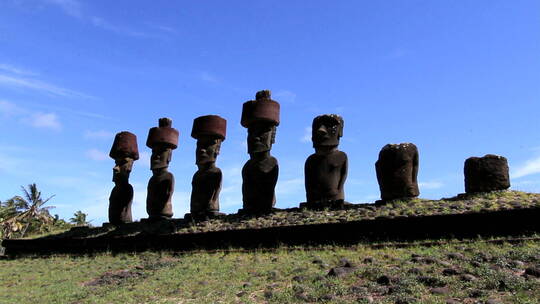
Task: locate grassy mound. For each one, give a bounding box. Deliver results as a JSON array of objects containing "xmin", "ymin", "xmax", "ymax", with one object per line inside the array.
[{"xmin": 1, "ymin": 237, "xmax": 539, "ymax": 303}]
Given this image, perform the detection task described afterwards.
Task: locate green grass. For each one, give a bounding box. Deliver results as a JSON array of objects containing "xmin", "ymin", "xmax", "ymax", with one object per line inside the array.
[{"xmin": 1, "ymin": 238, "xmax": 539, "ymax": 303}]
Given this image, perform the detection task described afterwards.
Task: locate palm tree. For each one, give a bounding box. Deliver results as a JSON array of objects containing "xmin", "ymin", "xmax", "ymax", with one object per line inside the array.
[
  {"xmin": 70, "ymin": 210, "xmax": 89, "ymax": 226},
  {"xmin": 0, "ymin": 184, "xmax": 55, "ymax": 239}
]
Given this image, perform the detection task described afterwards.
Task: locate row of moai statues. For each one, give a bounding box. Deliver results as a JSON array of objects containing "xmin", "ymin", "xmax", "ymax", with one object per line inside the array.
[{"xmin": 106, "ymin": 90, "xmax": 511, "ymax": 224}]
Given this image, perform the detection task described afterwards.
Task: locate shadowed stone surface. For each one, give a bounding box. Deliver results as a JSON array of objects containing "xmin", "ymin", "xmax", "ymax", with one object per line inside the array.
[
  {"xmin": 188, "ymin": 115, "xmax": 226, "ymax": 220},
  {"xmin": 146, "ymin": 118, "xmax": 179, "ymax": 220},
  {"xmin": 304, "ymin": 114, "xmax": 348, "ymax": 208},
  {"xmin": 464, "ymin": 154, "xmax": 510, "ymax": 193},
  {"xmin": 240, "ymin": 90, "xmax": 280, "ymax": 214},
  {"xmin": 108, "ymin": 131, "xmax": 139, "ymax": 225},
  {"xmin": 375, "ymin": 143, "xmax": 420, "ymax": 201}
]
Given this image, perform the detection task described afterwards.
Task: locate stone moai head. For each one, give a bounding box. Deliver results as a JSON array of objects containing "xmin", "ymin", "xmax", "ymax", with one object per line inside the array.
[
  {"xmin": 464, "ymin": 154, "xmax": 510, "ymax": 193},
  {"xmin": 109, "ymin": 131, "xmax": 139, "ymax": 183},
  {"xmin": 312, "ymin": 114, "xmax": 343, "ymax": 149},
  {"xmin": 191, "ymin": 115, "xmax": 227, "ymax": 165},
  {"xmin": 146, "ymin": 118, "xmax": 179, "ymax": 170},
  {"xmin": 375, "ymin": 143, "xmax": 420, "ymax": 201},
  {"xmin": 241, "ymin": 90, "xmax": 280, "ymax": 154}
]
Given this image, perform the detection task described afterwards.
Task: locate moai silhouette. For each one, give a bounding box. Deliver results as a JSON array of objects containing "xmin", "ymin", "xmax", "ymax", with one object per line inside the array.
[
  {"xmin": 303, "ymin": 114, "xmax": 348, "ymax": 209},
  {"xmin": 187, "ymin": 115, "xmax": 226, "ymax": 220},
  {"xmin": 239, "ymin": 90, "xmax": 280, "ymax": 214},
  {"xmin": 464, "ymin": 154, "xmax": 510, "ymax": 193},
  {"xmin": 145, "ymin": 118, "xmax": 179, "ymax": 220},
  {"xmin": 108, "ymin": 131, "xmax": 139, "ymax": 224},
  {"xmin": 375, "ymin": 143, "xmax": 420, "ymax": 202}
]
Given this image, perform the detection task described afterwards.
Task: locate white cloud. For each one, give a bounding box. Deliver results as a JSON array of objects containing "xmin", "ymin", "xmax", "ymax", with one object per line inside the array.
[
  {"xmin": 137, "ymin": 151, "xmax": 151, "ymax": 168},
  {"xmin": 274, "ymin": 90, "xmax": 296, "ymax": 103},
  {"xmin": 512, "ymin": 156, "xmax": 540, "ymax": 179},
  {"xmin": 86, "ymin": 149, "xmax": 108, "ymax": 161},
  {"xmin": 418, "ymin": 181, "xmax": 444, "ymax": 189},
  {"xmin": 199, "ymin": 71, "xmax": 219, "ymax": 83},
  {"xmin": 0, "ymin": 100, "xmax": 25, "ymax": 116},
  {"xmin": 0, "ymin": 74, "xmax": 91, "ymax": 98},
  {"xmin": 25, "ymin": 112, "xmax": 61, "ymax": 130},
  {"xmin": 275, "ymin": 178, "xmax": 303, "ymax": 196},
  {"xmin": 84, "ymin": 130, "xmax": 114, "ymax": 139},
  {"xmin": 300, "ymin": 126, "xmax": 311, "ymax": 143}
]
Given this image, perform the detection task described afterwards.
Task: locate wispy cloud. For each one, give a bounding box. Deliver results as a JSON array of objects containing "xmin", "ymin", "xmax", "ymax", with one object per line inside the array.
[
  {"xmin": 44, "ymin": 0, "xmax": 83, "ymax": 18},
  {"xmin": 25, "ymin": 112, "xmax": 62, "ymax": 130},
  {"xmin": 85, "ymin": 149, "xmax": 108, "ymax": 161},
  {"xmin": 90, "ymin": 17, "xmax": 148, "ymax": 38},
  {"xmin": 0, "ymin": 73, "xmax": 92, "ymax": 98},
  {"xmin": 300, "ymin": 126, "xmax": 311, "ymax": 143},
  {"xmin": 418, "ymin": 181, "xmax": 444, "ymax": 189},
  {"xmin": 84, "ymin": 130, "xmax": 115, "ymax": 140},
  {"xmin": 0, "ymin": 64, "xmax": 38, "ymax": 76},
  {"xmin": 512, "ymin": 156, "xmax": 540, "ymax": 179}
]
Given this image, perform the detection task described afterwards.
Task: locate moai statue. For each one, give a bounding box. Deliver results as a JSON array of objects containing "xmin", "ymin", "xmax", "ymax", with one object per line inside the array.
[
  {"xmin": 240, "ymin": 90, "xmax": 280, "ymax": 214},
  {"xmin": 464, "ymin": 154, "xmax": 510, "ymax": 193},
  {"xmin": 375, "ymin": 143, "xmax": 420, "ymax": 202},
  {"xmin": 146, "ymin": 118, "xmax": 179, "ymax": 220},
  {"xmin": 108, "ymin": 131, "xmax": 139, "ymax": 225},
  {"xmin": 187, "ymin": 115, "xmax": 227, "ymax": 220},
  {"xmin": 303, "ymin": 114, "xmax": 348, "ymax": 209}
]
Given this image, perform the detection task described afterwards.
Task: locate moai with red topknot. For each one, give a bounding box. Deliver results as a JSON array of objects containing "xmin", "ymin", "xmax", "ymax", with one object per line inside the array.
[
  {"xmin": 108, "ymin": 131, "xmax": 139, "ymax": 224},
  {"xmin": 186, "ymin": 115, "xmax": 227, "ymax": 220},
  {"xmin": 146, "ymin": 118, "xmax": 179, "ymax": 220},
  {"xmin": 239, "ymin": 90, "xmax": 280, "ymax": 214},
  {"xmin": 302, "ymin": 114, "xmax": 348, "ymax": 209},
  {"xmin": 375, "ymin": 143, "xmax": 420, "ymax": 202}
]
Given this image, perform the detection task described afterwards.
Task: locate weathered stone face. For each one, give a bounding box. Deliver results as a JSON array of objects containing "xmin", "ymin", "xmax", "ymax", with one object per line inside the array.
[
  {"xmin": 312, "ymin": 114, "xmax": 343, "ymax": 148},
  {"xmin": 150, "ymin": 147, "xmax": 172, "ymax": 170},
  {"xmin": 305, "ymin": 114, "xmax": 348, "ymax": 207},
  {"xmin": 196, "ymin": 137, "xmax": 221, "ymax": 165},
  {"xmin": 464, "ymin": 154, "xmax": 510, "ymax": 193},
  {"xmin": 112, "ymin": 157, "xmax": 134, "ymax": 183},
  {"xmin": 375, "ymin": 143, "xmax": 420, "ymax": 201},
  {"xmin": 247, "ymin": 122, "xmax": 275, "ymax": 154}
]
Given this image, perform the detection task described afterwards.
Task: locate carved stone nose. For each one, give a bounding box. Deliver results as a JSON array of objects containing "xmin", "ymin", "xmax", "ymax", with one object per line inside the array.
[{"xmin": 317, "ymin": 126, "xmax": 327, "ymax": 136}]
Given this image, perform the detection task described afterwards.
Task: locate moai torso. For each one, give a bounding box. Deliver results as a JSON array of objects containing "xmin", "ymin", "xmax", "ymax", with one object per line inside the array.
[
  {"xmin": 109, "ymin": 183, "xmax": 134, "ymax": 224},
  {"xmin": 242, "ymin": 154, "xmax": 279, "ymax": 213},
  {"xmin": 305, "ymin": 149, "xmax": 347, "ymax": 203},
  {"xmin": 375, "ymin": 143, "xmax": 419, "ymax": 201},
  {"xmin": 147, "ymin": 170, "xmax": 174, "ymax": 219},
  {"xmin": 464, "ymin": 154, "xmax": 510, "ymax": 193},
  {"xmin": 191, "ymin": 166, "xmax": 222, "ymax": 214}
]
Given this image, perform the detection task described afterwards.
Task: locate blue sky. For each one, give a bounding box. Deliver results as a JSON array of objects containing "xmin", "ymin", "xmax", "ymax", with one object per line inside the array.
[{"xmin": 0, "ymin": 0, "xmax": 539, "ymax": 224}]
